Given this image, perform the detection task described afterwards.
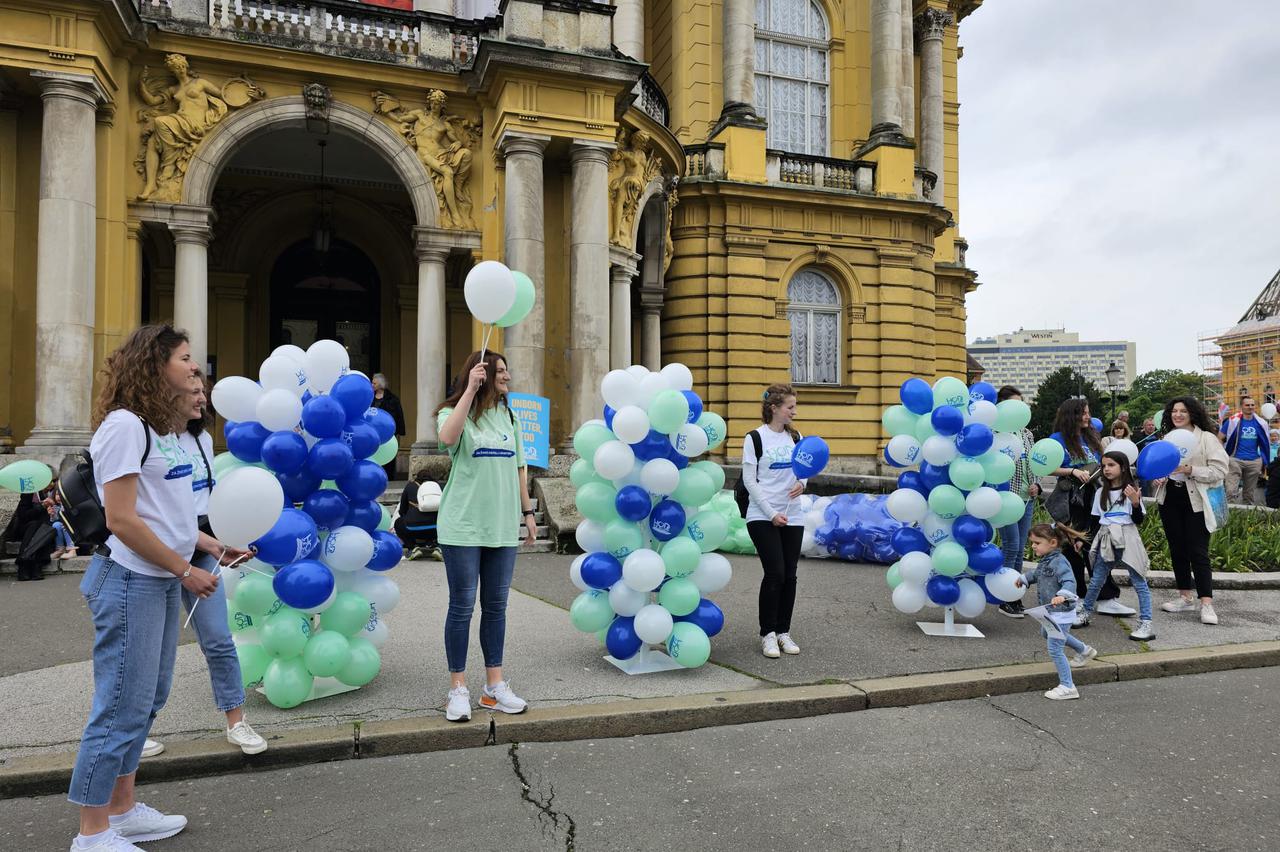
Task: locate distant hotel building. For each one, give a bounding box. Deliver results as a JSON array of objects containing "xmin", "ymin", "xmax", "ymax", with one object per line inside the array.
[{"xmin": 968, "ymin": 329, "xmax": 1137, "ymax": 401}]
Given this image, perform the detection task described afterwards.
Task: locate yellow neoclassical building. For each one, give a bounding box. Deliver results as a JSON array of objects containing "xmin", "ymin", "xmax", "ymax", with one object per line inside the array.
[{"xmin": 0, "ymin": 0, "xmax": 979, "ymax": 472}]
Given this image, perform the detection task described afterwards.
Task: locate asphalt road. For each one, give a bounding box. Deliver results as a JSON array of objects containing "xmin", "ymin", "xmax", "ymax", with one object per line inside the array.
[{"xmin": 5, "ymin": 667, "xmax": 1276, "ymax": 852}]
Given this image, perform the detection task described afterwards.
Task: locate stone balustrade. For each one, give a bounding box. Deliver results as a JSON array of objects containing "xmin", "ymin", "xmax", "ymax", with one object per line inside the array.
[
  {"xmin": 635, "ymin": 71, "xmax": 669, "ymax": 128},
  {"xmin": 764, "ymin": 151, "xmax": 875, "ymax": 194}
]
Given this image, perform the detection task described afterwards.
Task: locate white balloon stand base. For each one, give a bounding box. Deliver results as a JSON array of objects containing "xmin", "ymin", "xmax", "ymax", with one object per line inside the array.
[
  {"xmin": 916, "ymin": 607, "xmax": 984, "ymax": 639},
  {"xmin": 256, "ymin": 676, "xmax": 361, "ymax": 704},
  {"xmin": 605, "ymin": 646, "xmax": 685, "ymax": 675}
]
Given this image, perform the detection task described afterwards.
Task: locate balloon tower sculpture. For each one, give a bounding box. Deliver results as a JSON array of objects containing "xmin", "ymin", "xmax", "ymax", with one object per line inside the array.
[
  {"xmin": 879, "ymin": 377, "xmax": 1067, "ymax": 637},
  {"xmin": 208, "ymin": 341, "xmax": 405, "ymax": 708},
  {"xmin": 567, "ymin": 364, "xmax": 734, "ymax": 672}
]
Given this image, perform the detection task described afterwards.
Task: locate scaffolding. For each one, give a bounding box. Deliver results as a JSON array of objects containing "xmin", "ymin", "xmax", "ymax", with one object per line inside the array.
[{"xmin": 1201, "ymin": 266, "xmax": 1280, "ymax": 414}]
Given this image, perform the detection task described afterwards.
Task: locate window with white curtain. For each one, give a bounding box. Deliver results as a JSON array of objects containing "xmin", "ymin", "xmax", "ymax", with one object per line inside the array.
[
  {"xmin": 787, "ymin": 269, "xmax": 841, "ymax": 384},
  {"xmin": 755, "ymin": 0, "xmax": 830, "ymax": 156}
]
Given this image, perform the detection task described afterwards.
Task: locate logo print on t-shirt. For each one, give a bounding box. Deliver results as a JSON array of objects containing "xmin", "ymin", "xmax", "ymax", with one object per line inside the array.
[
  {"xmin": 471, "ymin": 426, "xmax": 515, "ymax": 459},
  {"xmin": 155, "ymin": 435, "xmax": 194, "ymax": 481},
  {"xmin": 765, "ymin": 444, "xmax": 793, "ymax": 470}
]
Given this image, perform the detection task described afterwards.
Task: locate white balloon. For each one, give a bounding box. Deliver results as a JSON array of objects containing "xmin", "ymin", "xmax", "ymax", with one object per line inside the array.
[
  {"xmin": 256, "ymin": 388, "xmax": 303, "ymax": 432},
  {"xmin": 322, "ymin": 525, "xmax": 375, "ymax": 573},
  {"xmin": 608, "ymin": 580, "xmax": 648, "ymax": 617},
  {"xmin": 272, "ymin": 344, "xmax": 307, "ymax": 365},
  {"xmin": 1105, "ymin": 438, "xmax": 1139, "ymax": 466},
  {"xmin": 886, "ymin": 488, "xmax": 929, "ymax": 523},
  {"xmin": 305, "ymin": 588, "xmax": 338, "ymax": 615},
  {"xmin": 625, "ymin": 364, "xmax": 650, "ymax": 379},
  {"xmin": 576, "ymin": 520, "xmax": 607, "ymax": 554},
  {"xmin": 921, "ymin": 512, "xmax": 954, "ymax": 546},
  {"xmin": 671, "ymin": 423, "xmax": 709, "ymax": 457},
  {"xmin": 623, "ymin": 548, "xmax": 665, "ymax": 592},
  {"xmin": 801, "ymin": 528, "xmax": 816, "ymax": 554},
  {"xmin": 634, "ymin": 603, "xmax": 675, "ymax": 644},
  {"xmin": 805, "ymin": 508, "xmax": 826, "ymax": 529},
  {"xmin": 660, "ymin": 363, "xmax": 694, "ymax": 392},
  {"xmin": 954, "ymin": 578, "xmax": 987, "ymax": 619},
  {"xmin": 362, "ymin": 613, "xmax": 389, "ymax": 648},
  {"xmin": 594, "ymin": 440, "xmax": 637, "ymax": 481},
  {"xmin": 886, "ymin": 434, "xmax": 922, "ymax": 467},
  {"xmin": 640, "ymin": 458, "xmax": 680, "ymax": 497},
  {"xmin": 921, "ymin": 435, "xmax": 958, "ymax": 467},
  {"xmin": 569, "ymin": 554, "xmax": 591, "ymax": 592},
  {"xmin": 891, "ymin": 582, "xmax": 928, "ymax": 614},
  {"xmin": 211, "ymin": 376, "xmax": 263, "ymax": 424},
  {"xmin": 985, "ymin": 567, "xmax": 1025, "ymax": 603},
  {"xmin": 968, "ymin": 399, "xmax": 998, "ymax": 427},
  {"xmin": 601, "ymin": 370, "xmax": 641, "ymax": 410},
  {"xmin": 351, "ymin": 572, "xmax": 400, "ymax": 614},
  {"xmin": 207, "ymin": 467, "xmax": 284, "ymax": 548},
  {"xmin": 898, "ymin": 551, "xmax": 933, "ymax": 585},
  {"xmin": 611, "ymin": 405, "xmax": 650, "ymax": 444},
  {"xmin": 259, "ymin": 355, "xmax": 308, "ymax": 397},
  {"xmin": 305, "ymin": 339, "xmax": 350, "ymax": 394},
  {"xmin": 993, "ymin": 432, "xmax": 1025, "ymax": 460},
  {"xmin": 690, "ymin": 552, "xmax": 732, "ymax": 594},
  {"xmin": 1263, "ymin": 403, "xmax": 1278, "ymax": 420},
  {"xmin": 1163, "ymin": 429, "xmax": 1198, "ymax": 459},
  {"xmin": 612, "ymin": 460, "xmax": 645, "ymax": 490},
  {"xmin": 965, "ymin": 487, "xmax": 1003, "ymax": 520},
  {"xmin": 463, "ymin": 260, "xmax": 518, "ymax": 323},
  {"xmin": 636, "ymin": 373, "xmax": 668, "ymax": 408}
]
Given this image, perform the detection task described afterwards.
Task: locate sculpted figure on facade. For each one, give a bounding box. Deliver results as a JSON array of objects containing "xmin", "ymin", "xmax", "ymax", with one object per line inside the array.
[
  {"xmin": 135, "ymin": 53, "xmax": 264, "ymax": 202},
  {"xmin": 608, "ymin": 127, "xmax": 661, "ymax": 248},
  {"xmin": 372, "ymin": 89, "xmax": 479, "ymax": 230}
]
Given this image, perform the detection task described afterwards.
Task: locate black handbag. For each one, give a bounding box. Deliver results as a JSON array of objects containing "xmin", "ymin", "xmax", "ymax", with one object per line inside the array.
[{"xmin": 1045, "ymin": 471, "xmax": 1097, "ymax": 530}]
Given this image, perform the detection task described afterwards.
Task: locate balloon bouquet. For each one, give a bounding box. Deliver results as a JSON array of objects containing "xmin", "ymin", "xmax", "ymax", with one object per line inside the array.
[
  {"xmin": 799, "ymin": 492, "xmax": 902, "ymax": 564},
  {"xmin": 880, "ymin": 377, "xmax": 1067, "ymax": 637},
  {"xmin": 567, "ymin": 363, "xmax": 734, "ymax": 672},
  {"xmin": 208, "ymin": 341, "xmax": 406, "ymax": 708}
]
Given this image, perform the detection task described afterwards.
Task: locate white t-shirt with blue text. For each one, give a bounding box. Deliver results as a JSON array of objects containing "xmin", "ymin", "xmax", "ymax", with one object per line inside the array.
[
  {"xmin": 179, "ymin": 430, "xmax": 215, "ymax": 516},
  {"xmin": 742, "ymin": 426, "xmax": 804, "ymax": 525},
  {"xmin": 1091, "ymin": 488, "xmax": 1136, "ymax": 527}
]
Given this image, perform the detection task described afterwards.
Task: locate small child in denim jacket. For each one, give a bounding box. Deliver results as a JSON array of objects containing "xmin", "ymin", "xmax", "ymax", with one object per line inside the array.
[{"xmin": 1018, "ymin": 524, "xmax": 1099, "ymax": 700}]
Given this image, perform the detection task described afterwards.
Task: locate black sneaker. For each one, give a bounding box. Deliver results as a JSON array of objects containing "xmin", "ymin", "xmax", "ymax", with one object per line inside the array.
[{"xmin": 998, "ymin": 602, "xmax": 1025, "ymax": 619}]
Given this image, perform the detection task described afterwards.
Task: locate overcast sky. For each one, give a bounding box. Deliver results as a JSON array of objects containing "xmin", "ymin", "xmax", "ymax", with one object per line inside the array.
[{"xmin": 957, "ymin": 1, "xmax": 1280, "ymax": 374}]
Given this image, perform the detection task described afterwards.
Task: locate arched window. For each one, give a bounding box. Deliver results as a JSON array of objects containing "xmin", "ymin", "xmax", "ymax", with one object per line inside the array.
[
  {"xmin": 787, "ymin": 269, "xmax": 840, "ymax": 384},
  {"xmin": 755, "ymin": 0, "xmax": 829, "ymax": 156}
]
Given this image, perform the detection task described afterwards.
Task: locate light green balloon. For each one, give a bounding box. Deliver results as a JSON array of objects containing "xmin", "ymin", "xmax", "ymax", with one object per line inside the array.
[
  {"xmin": 303, "ymin": 630, "xmax": 352, "ymax": 678},
  {"xmin": 992, "ymin": 491, "xmax": 1027, "ymax": 528},
  {"xmin": 570, "ymin": 589, "xmax": 615, "ymax": 632},
  {"xmin": 927, "ymin": 484, "xmax": 966, "ymax": 520},
  {"xmin": 696, "ymin": 412, "xmax": 727, "ymax": 450},
  {"xmin": 495, "ymin": 270, "xmax": 536, "ymax": 328},
  {"xmin": 886, "ymin": 561, "xmax": 903, "ymax": 589},
  {"xmin": 685, "ymin": 510, "xmax": 729, "ymax": 553},
  {"xmin": 1028, "ymin": 438, "xmax": 1067, "ymax": 477},
  {"xmin": 319, "ymin": 592, "xmax": 372, "ymax": 637},
  {"xmin": 1153, "ymin": 409, "xmax": 1164, "ymax": 429},
  {"xmin": 263, "ymin": 657, "xmax": 313, "ymax": 709},
  {"xmin": 691, "ymin": 460, "xmax": 726, "ymax": 493},
  {"xmin": 932, "ymin": 541, "xmax": 969, "ymax": 577},
  {"xmin": 667, "ymin": 622, "xmax": 711, "ymax": 668},
  {"xmin": 604, "ymin": 519, "xmax": 644, "ymax": 560},
  {"xmin": 212, "ymin": 451, "xmax": 246, "ymax": 478},
  {"xmin": 649, "ymin": 390, "xmax": 690, "ymax": 434},
  {"xmin": 260, "ymin": 608, "xmax": 312, "ymax": 659},
  {"xmin": 234, "ymin": 573, "xmax": 278, "ymax": 618},
  {"xmin": 335, "ymin": 637, "xmax": 381, "ymax": 687},
  {"xmin": 933, "ymin": 376, "xmax": 970, "ymax": 409},
  {"xmin": 227, "ymin": 608, "xmax": 256, "ymax": 634},
  {"xmin": 595, "ymin": 627, "xmax": 609, "ymax": 646},
  {"xmin": 377, "ymin": 505, "xmax": 392, "ymax": 532},
  {"xmin": 570, "ymin": 458, "xmax": 601, "ymax": 487},
  {"xmin": 949, "ymin": 457, "xmax": 986, "ymax": 491},
  {"xmin": 657, "ymin": 577, "xmax": 700, "ymax": 616},
  {"xmin": 994, "ymin": 399, "xmax": 1032, "ymax": 433},
  {"xmin": 573, "ymin": 423, "xmax": 616, "ymax": 462},
  {"xmin": 980, "ymin": 451, "xmax": 1015, "ymax": 485},
  {"xmin": 0, "ymin": 459, "xmax": 53, "ymax": 494},
  {"xmin": 914, "ymin": 415, "xmax": 938, "ymax": 444},
  {"xmin": 575, "ymin": 481, "xmax": 619, "ymax": 523},
  {"xmin": 237, "ymin": 643, "xmax": 271, "ymax": 688},
  {"xmin": 881, "ymin": 405, "xmax": 918, "ymax": 437},
  {"xmin": 371, "ymin": 437, "xmax": 399, "ymax": 466},
  {"xmin": 672, "ymin": 468, "xmax": 716, "ymax": 507},
  {"xmin": 661, "ymin": 536, "xmax": 702, "ymax": 578}
]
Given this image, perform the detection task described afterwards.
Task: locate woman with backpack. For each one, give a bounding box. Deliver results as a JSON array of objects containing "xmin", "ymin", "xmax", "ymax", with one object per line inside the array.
[
  {"xmin": 68, "ymin": 326, "xmax": 248, "ymax": 852},
  {"xmin": 742, "ymin": 383, "xmax": 806, "ymax": 659}
]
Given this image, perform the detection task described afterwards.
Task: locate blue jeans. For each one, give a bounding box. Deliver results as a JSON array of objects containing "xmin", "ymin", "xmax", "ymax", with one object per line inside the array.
[
  {"xmin": 441, "ymin": 545, "xmax": 517, "ymax": 673},
  {"xmin": 180, "ymin": 551, "xmax": 245, "ymax": 713},
  {"xmin": 1043, "ymin": 623, "xmax": 1087, "ymax": 689},
  {"xmin": 51, "ymin": 520, "xmax": 73, "ymax": 549},
  {"xmin": 69, "ymin": 556, "xmax": 181, "ymax": 806},
  {"xmin": 999, "ymin": 498, "xmax": 1035, "ymax": 571},
  {"xmin": 1084, "ymin": 553, "xmax": 1152, "ymax": 620}
]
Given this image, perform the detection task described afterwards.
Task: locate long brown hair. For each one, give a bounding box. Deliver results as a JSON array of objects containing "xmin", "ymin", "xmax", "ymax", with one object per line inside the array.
[
  {"xmin": 761, "ymin": 383, "xmax": 799, "ymax": 441},
  {"xmin": 435, "ymin": 350, "xmax": 508, "ymax": 421},
  {"xmin": 92, "ymin": 324, "xmax": 191, "ymax": 432},
  {"xmin": 1052, "ymin": 398, "xmax": 1103, "ymax": 461},
  {"xmin": 1098, "ymin": 451, "xmax": 1136, "ymax": 512},
  {"xmin": 186, "ymin": 368, "xmax": 214, "ymax": 437}
]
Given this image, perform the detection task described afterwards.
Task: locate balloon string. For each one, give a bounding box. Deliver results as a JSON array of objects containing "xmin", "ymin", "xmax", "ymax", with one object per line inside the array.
[
  {"xmin": 182, "ymin": 550, "xmax": 258, "ymax": 630},
  {"xmin": 480, "ymin": 323, "xmax": 494, "ymax": 363}
]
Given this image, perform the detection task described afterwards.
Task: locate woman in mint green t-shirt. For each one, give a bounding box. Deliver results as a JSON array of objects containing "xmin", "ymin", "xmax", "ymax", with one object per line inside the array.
[{"xmin": 435, "ymin": 350, "xmax": 537, "ymax": 723}]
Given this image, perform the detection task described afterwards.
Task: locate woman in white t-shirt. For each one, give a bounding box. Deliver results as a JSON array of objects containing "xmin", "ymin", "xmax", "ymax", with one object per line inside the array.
[
  {"xmin": 68, "ymin": 326, "xmax": 248, "ymax": 852},
  {"xmin": 742, "ymin": 383, "xmax": 807, "ymax": 659}
]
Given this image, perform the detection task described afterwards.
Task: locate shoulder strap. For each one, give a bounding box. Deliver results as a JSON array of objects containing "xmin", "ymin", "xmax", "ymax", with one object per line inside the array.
[
  {"xmin": 193, "ymin": 433, "xmax": 213, "ymax": 491},
  {"xmin": 138, "ymin": 417, "xmax": 152, "ymax": 466},
  {"xmin": 750, "ymin": 430, "xmax": 764, "ymax": 482}
]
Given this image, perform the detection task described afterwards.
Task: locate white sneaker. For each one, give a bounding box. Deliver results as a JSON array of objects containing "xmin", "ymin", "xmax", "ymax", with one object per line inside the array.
[
  {"xmin": 140, "ymin": 738, "xmax": 164, "ymax": 758},
  {"xmin": 1044, "ymin": 685, "xmax": 1080, "ymax": 700},
  {"xmin": 1069, "ymin": 646, "xmax": 1098, "ymax": 668},
  {"xmin": 1129, "ymin": 619, "xmax": 1156, "ymax": 641},
  {"xmin": 1073, "ymin": 609, "xmax": 1092, "ymax": 628},
  {"xmin": 71, "ymin": 829, "xmax": 143, "ymax": 851},
  {"xmin": 445, "ymin": 685, "xmax": 471, "ymax": 722},
  {"xmin": 227, "ymin": 720, "xmax": 267, "ymax": 754},
  {"xmin": 1200, "ymin": 602, "xmax": 1219, "ymax": 625},
  {"xmin": 1096, "ymin": 598, "xmax": 1136, "ymax": 616},
  {"xmin": 776, "ymin": 633, "xmax": 800, "ymax": 655},
  {"xmin": 108, "ymin": 802, "xmax": 187, "ymax": 843},
  {"xmin": 1161, "ymin": 597, "xmax": 1197, "ymax": 613},
  {"xmin": 480, "ymin": 680, "xmax": 528, "ymax": 714},
  {"xmin": 761, "ymin": 632, "xmax": 780, "ymax": 659}
]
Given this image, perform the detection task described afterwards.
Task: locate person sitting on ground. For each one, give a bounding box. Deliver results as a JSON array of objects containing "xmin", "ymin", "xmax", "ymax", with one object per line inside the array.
[
  {"xmin": 2, "ymin": 483, "xmax": 56, "ymax": 581},
  {"xmin": 395, "ymin": 468, "xmax": 442, "ymax": 560},
  {"xmin": 47, "ymin": 489, "xmax": 78, "ymax": 560}
]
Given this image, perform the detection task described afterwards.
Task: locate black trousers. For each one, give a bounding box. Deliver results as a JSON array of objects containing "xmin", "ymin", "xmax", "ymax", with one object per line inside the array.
[
  {"xmin": 747, "ymin": 521, "xmax": 804, "ymax": 637},
  {"xmin": 1159, "ymin": 483, "xmax": 1214, "ymax": 598}
]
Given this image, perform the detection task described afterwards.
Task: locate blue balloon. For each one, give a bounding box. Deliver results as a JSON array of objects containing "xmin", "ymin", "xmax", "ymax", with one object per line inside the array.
[
  {"xmin": 926, "ymin": 575, "xmax": 962, "ymax": 607},
  {"xmin": 897, "ymin": 471, "xmax": 928, "ymax": 496},
  {"xmin": 302, "ymin": 395, "xmax": 346, "ymax": 439},
  {"xmin": 226, "ymin": 422, "xmax": 270, "ymax": 463},
  {"xmin": 345, "ymin": 499, "xmax": 382, "ymax": 533},
  {"xmin": 273, "ymin": 559, "xmax": 335, "ymax": 610},
  {"xmin": 615, "ymin": 485, "xmax": 653, "ymax": 522},
  {"xmin": 277, "ymin": 469, "xmax": 321, "ymax": 504},
  {"xmin": 362, "ymin": 407, "xmax": 396, "ymax": 444},
  {"xmin": 890, "ymin": 526, "xmax": 930, "ymax": 556},
  {"xmin": 341, "ymin": 421, "xmax": 381, "ymax": 460},
  {"xmin": 302, "ymin": 489, "xmax": 350, "ymax": 532},
  {"xmin": 952, "ymin": 514, "xmax": 992, "ymax": 549},
  {"xmin": 978, "ymin": 575, "xmax": 1004, "ymax": 605},
  {"xmin": 669, "ymin": 451, "xmax": 689, "ymax": 470},
  {"xmin": 222, "ymin": 420, "xmax": 240, "ymax": 441},
  {"xmin": 930, "ymin": 405, "xmax": 964, "ymax": 437},
  {"xmin": 260, "ymin": 431, "xmax": 309, "ymax": 475},
  {"xmin": 967, "ymin": 542, "xmax": 1004, "ymax": 575},
  {"xmin": 814, "ymin": 524, "xmax": 835, "ymax": 547},
  {"xmin": 1090, "ymin": 417, "xmax": 1104, "ymax": 434},
  {"xmin": 648, "ymin": 499, "xmax": 686, "ymax": 542},
  {"xmin": 677, "ymin": 598, "xmax": 725, "ymax": 637},
  {"xmin": 919, "ymin": 461, "xmax": 950, "ymax": 492},
  {"xmin": 336, "ymin": 459, "xmax": 388, "ymax": 503},
  {"xmin": 605, "ymin": 616, "xmax": 643, "ymax": 660},
  {"xmin": 837, "ymin": 541, "xmax": 864, "ymax": 561},
  {"xmin": 603, "ymin": 405, "xmax": 617, "ymax": 429},
  {"xmin": 792, "ymin": 435, "xmax": 830, "ymax": 479},
  {"xmin": 581, "ymin": 552, "xmax": 623, "ymax": 589},
  {"xmin": 308, "ymin": 438, "xmax": 354, "ymax": 480},
  {"xmin": 900, "ymin": 377, "xmax": 934, "ymax": 415},
  {"xmin": 331, "ymin": 373, "xmax": 375, "ymax": 424},
  {"xmin": 366, "ymin": 530, "xmax": 403, "ymax": 571},
  {"xmin": 252, "ymin": 508, "xmax": 320, "ymax": 567},
  {"xmin": 682, "ymin": 391, "xmax": 703, "ymax": 424},
  {"xmin": 1136, "ymin": 440, "xmax": 1180, "ymax": 480},
  {"xmin": 956, "ymin": 423, "xmax": 994, "ymax": 457},
  {"xmin": 968, "ymin": 382, "xmax": 997, "ymax": 404},
  {"xmin": 631, "ymin": 430, "xmax": 670, "ymax": 462}
]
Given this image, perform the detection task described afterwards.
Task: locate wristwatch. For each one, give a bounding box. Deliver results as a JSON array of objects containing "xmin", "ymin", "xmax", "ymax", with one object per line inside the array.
[
  {"xmin": 181, "ymin": 567, "xmax": 193, "ymax": 579},
  {"xmin": 522, "ymin": 510, "xmax": 535, "ymax": 517}
]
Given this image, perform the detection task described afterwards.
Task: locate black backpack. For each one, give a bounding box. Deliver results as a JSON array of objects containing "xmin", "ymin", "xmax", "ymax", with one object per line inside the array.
[
  {"xmin": 733, "ymin": 429, "xmax": 798, "ymax": 518},
  {"xmin": 58, "ymin": 418, "xmax": 151, "ymax": 547}
]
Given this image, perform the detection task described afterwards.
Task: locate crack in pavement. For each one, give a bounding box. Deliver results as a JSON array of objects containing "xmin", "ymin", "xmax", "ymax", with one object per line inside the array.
[
  {"xmin": 984, "ymin": 698, "xmax": 1069, "ymax": 752},
  {"xmin": 508, "ymin": 742, "xmax": 576, "ymax": 851}
]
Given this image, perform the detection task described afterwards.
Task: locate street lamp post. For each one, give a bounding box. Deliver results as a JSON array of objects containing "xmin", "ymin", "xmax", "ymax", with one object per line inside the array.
[{"xmin": 1105, "ymin": 361, "xmax": 1122, "ymax": 424}]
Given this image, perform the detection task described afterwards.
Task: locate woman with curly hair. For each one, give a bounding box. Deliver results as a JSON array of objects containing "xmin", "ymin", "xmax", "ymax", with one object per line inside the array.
[{"xmin": 68, "ymin": 326, "xmax": 248, "ymax": 852}]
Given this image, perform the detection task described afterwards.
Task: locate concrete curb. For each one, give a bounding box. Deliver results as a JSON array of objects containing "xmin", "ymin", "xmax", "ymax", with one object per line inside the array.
[{"xmin": 3, "ymin": 641, "xmax": 1278, "ymax": 799}]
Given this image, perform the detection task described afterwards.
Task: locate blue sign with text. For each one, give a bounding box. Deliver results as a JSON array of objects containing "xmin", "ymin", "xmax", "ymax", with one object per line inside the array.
[{"xmin": 508, "ymin": 393, "xmax": 550, "ymax": 469}]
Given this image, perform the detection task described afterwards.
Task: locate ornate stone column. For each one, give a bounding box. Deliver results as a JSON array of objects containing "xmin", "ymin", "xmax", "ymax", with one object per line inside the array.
[
  {"xmin": 499, "ymin": 132, "xmax": 550, "ymax": 398},
  {"xmin": 609, "ymin": 247, "xmax": 640, "ymax": 370},
  {"xmin": 413, "ymin": 232, "xmax": 450, "ymax": 451},
  {"xmin": 917, "ymin": 8, "xmax": 952, "ymax": 203},
  {"xmin": 615, "ymin": 0, "xmax": 645, "ymax": 61},
  {"xmin": 569, "ymin": 142, "xmax": 614, "ymax": 437},
  {"xmin": 639, "ymin": 287, "xmax": 664, "ymax": 371},
  {"xmin": 899, "ymin": 0, "xmax": 915, "ymax": 138},
  {"xmin": 720, "ymin": 0, "xmax": 757, "ymax": 120},
  {"xmin": 19, "ymin": 71, "xmax": 104, "ymax": 455},
  {"xmin": 870, "ymin": 0, "xmax": 904, "ymax": 135},
  {"xmin": 170, "ymin": 210, "xmax": 214, "ymax": 370}
]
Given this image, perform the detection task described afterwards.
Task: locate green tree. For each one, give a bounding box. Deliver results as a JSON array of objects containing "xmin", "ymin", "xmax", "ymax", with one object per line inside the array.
[
  {"xmin": 1029, "ymin": 367, "xmax": 1104, "ymax": 438},
  {"xmin": 1123, "ymin": 370, "xmax": 1210, "ymax": 426}
]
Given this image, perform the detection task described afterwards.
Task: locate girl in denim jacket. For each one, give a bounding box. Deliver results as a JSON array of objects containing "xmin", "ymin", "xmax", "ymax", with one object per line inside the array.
[{"xmin": 1019, "ymin": 524, "xmax": 1099, "ymax": 700}]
